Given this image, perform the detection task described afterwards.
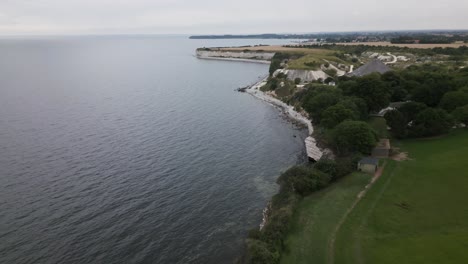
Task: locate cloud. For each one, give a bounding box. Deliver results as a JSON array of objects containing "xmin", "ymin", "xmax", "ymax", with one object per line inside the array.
[{"xmin": 0, "ymin": 0, "xmax": 467, "ymax": 35}]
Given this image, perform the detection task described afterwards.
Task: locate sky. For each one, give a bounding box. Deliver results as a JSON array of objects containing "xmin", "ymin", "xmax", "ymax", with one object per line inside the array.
[{"xmin": 0, "ymin": 0, "xmax": 467, "ymax": 35}]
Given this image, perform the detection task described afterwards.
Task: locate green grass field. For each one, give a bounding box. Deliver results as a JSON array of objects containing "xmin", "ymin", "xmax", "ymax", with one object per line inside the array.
[
  {"xmin": 335, "ymin": 130, "xmax": 468, "ymax": 264},
  {"xmin": 281, "ymin": 172, "xmax": 372, "ymax": 264},
  {"xmin": 281, "ymin": 130, "xmax": 468, "ymax": 264},
  {"xmin": 287, "ymin": 51, "xmax": 347, "ymax": 70}
]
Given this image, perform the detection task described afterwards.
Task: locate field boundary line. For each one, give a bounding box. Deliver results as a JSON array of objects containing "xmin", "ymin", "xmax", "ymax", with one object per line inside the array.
[{"xmin": 327, "ymin": 161, "xmax": 387, "ymax": 264}]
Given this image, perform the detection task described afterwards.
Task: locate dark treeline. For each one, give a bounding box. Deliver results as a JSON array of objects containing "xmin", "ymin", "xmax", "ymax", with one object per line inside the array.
[
  {"xmin": 391, "ymin": 35, "xmax": 468, "ymax": 44},
  {"xmin": 284, "ymin": 44, "xmax": 468, "ymax": 58},
  {"xmin": 190, "ymin": 31, "xmax": 468, "ymax": 42}
]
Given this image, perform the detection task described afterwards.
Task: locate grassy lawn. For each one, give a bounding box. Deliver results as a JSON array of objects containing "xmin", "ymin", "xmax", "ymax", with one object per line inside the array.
[
  {"xmin": 280, "ymin": 172, "xmax": 372, "ymax": 264},
  {"xmin": 334, "ymin": 130, "xmax": 468, "ymax": 264},
  {"xmin": 288, "ymin": 52, "xmax": 347, "ymax": 70}
]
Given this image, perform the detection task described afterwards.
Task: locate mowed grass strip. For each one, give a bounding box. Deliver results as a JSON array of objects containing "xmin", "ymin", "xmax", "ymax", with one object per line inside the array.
[
  {"xmin": 334, "ymin": 130, "xmax": 468, "ymax": 264},
  {"xmin": 280, "ymin": 172, "xmax": 372, "ymax": 264}
]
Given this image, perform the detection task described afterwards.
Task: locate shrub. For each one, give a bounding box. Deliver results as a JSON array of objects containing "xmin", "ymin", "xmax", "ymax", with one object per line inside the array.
[
  {"xmin": 335, "ymin": 155, "xmax": 361, "ymax": 178},
  {"xmin": 277, "ymin": 166, "xmax": 331, "ymax": 196},
  {"xmin": 245, "ymin": 239, "xmax": 280, "ymax": 264},
  {"xmin": 314, "ymin": 159, "xmax": 338, "ymax": 180}
]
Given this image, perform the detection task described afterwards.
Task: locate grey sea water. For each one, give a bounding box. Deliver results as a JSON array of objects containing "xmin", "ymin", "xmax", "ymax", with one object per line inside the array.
[{"xmin": 0, "ymin": 36, "xmax": 307, "ymax": 263}]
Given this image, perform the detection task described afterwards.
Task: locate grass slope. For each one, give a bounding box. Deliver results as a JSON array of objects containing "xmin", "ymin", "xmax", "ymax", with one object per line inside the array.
[
  {"xmin": 288, "ymin": 52, "xmax": 347, "ymax": 70},
  {"xmin": 335, "ymin": 130, "xmax": 468, "ymax": 264},
  {"xmin": 280, "ymin": 172, "xmax": 372, "ymax": 264}
]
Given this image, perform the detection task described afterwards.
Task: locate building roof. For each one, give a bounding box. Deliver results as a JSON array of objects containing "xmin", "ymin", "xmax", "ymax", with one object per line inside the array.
[
  {"xmin": 348, "ymin": 59, "xmax": 391, "ymax": 77},
  {"xmin": 375, "ymin": 139, "xmax": 391, "ymax": 150},
  {"xmin": 359, "ymin": 157, "xmax": 379, "ymax": 166},
  {"xmin": 372, "ymin": 148, "xmax": 389, "ymax": 157}
]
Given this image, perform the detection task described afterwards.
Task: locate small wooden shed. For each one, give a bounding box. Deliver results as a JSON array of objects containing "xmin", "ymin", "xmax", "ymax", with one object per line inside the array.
[
  {"xmin": 358, "ymin": 157, "xmax": 379, "ymax": 174},
  {"xmin": 372, "ymin": 139, "xmax": 391, "ymax": 158}
]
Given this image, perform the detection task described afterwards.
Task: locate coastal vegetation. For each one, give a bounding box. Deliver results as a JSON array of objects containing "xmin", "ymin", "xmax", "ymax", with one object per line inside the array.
[
  {"xmin": 279, "ymin": 130, "xmax": 468, "ymax": 263},
  {"xmin": 240, "ymin": 49, "xmax": 468, "ymax": 263},
  {"xmin": 241, "ymin": 158, "xmax": 357, "ymax": 264},
  {"xmin": 280, "ymin": 171, "xmax": 372, "ymax": 264}
]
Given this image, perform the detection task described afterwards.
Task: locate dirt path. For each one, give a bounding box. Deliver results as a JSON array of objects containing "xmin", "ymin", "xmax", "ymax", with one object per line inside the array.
[
  {"xmin": 386, "ymin": 53, "xmax": 397, "ymax": 64},
  {"xmin": 327, "ymin": 162, "xmax": 386, "ymax": 264}
]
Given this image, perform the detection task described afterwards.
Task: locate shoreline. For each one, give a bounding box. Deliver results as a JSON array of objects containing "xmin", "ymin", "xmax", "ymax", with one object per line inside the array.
[
  {"xmin": 195, "ymin": 56, "xmax": 271, "ymax": 64},
  {"xmin": 245, "ymin": 76, "xmax": 314, "ymax": 135}
]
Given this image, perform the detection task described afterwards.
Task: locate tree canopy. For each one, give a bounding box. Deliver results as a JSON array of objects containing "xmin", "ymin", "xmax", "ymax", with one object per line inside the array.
[{"xmin": 331, "ymin": 121, "xmax": 378, "ymax": 155}]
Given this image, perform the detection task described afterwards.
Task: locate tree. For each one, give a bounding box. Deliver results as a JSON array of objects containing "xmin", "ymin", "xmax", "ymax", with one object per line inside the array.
[
  {"xmin": 409, "ymin": 108, "xmax": 454, "ymax": 137},
  {"xmin": 384, "ymin": 110, "xmax": 408, "ymax": 138},
  {"xmin": 338, "ymin": 80, "xmax": 358, "ymax": 95},
  {"xmin": 340, "ymin": 97, "xmax": 369, "ymax": 120},
  {"xmin": 331, "ymin": 121, "xmax": 378, "ymax": 155},
  {"xmin": 399, "ymin": 102, "xmax": 428, "ymax": 121},
  {"xmin": 390, "ymin": 86, "xmax": 409, "ymax": 102},
  {"xmin": 439, "ymin": 91, "xmax": 468, "ymax": 112},
  {"xmin": 452, "ymin": 105, "xmax": 468, "ymax": 125},
  {"xmin": 303, "ymin": 90, "xmax": 341, "ymax": 121},
  {"xmin": 410, "ymin": 74, "xmax": 453, "ymax": 107},
  {"xmin": 321, "ymin": 103, "xmax": 358, "ymax": 128},
  {"xmin": 343, "ymin": 73, "xmax": 391, "ymax": 112}
]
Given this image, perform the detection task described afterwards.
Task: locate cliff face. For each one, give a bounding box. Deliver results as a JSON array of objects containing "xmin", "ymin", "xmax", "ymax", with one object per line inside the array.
[
  {"xmin": 195, "ymin": 50, "xmax": 330, "ymax": 82},
  {"xmin": 196, "ymin": 50, "xmax": 275, "ymax": 61},
  {"xmin": 274, "ymin": 69, "xmax": 329, "ymax": 82}
]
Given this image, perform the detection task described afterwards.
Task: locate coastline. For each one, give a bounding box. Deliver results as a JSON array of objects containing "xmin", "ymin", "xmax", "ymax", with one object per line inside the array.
[
  {"xmin": 194, "ymin": 52, "xmax": 325, "ymax": 261},
  {"xmin": 245, "ymin": 76, "xmax": 314, "ymax": 135},
  {"xmin": 196, "ymin": 56, "xmax": 271, "ymax": 64},
  {"xmin": 242, "ymin": 75, "xmax": 325, "ymax": 232}
]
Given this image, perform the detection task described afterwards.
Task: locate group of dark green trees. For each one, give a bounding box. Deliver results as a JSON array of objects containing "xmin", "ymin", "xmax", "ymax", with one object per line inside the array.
[{"xmin": 382, "ymin": 65, "xmax": 468, "ymax": 138}]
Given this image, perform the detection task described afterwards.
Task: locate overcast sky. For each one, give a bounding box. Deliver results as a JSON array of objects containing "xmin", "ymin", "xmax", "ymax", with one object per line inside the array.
[{"xmin": 0, "ymin": 0, "xmax": 467, "ymax": 35}]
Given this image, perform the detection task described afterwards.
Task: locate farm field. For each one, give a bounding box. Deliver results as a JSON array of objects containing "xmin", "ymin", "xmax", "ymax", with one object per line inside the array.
[
  {"xmin": 280, "ymin": 172, "xmax": 372, "ymax": 264},
  {"xmin": 334, "ymin": 130, "xmax": 468, "ymax": 264},
  {"xmin": 281, "ymin": 130, "xmax": 468, "ymax": 264}
]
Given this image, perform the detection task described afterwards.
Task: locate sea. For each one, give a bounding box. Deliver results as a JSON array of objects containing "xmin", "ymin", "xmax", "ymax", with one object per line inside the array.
[{"xmin": 0, "ymin": 36, "xmax": 307, "ymax": 264}]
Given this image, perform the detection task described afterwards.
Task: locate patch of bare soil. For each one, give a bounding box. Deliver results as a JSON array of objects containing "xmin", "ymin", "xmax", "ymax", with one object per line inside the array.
[{"xmin": 390, "ymin": 148, "xmax": 410, "ymax": 161}]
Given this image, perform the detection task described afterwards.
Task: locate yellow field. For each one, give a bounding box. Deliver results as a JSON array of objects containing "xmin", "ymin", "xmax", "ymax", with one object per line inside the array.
[
  {"xmin": 220, "ymin": 45, "xmax": 330, "ymax": 54},
  {"xmin": 333, "ymin": 41, "xmax": 467, "ymax": 49}
]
